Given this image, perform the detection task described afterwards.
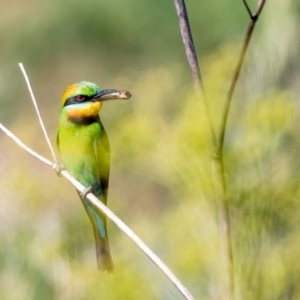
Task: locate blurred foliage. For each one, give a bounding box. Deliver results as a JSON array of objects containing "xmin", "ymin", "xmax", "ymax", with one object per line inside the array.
[{"xmin": 1, "ymin": 0, "xmax": 300, "ymax": 299}]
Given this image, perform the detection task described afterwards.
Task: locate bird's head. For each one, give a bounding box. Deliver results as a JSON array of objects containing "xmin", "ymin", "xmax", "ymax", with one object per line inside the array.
[{"xmin": 61, "ymin": 81, "xmax": 131, "ymax": 118}]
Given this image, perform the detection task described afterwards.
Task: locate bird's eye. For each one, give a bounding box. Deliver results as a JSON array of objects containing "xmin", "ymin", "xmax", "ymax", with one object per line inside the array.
[{"xmin": 76, "ymin": 95, "xmax": 85, "ymax": 101}]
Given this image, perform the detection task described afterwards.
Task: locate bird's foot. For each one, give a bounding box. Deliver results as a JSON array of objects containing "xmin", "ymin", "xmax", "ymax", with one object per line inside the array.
[
  {"xmin": 52, "ymin": 162, "xmax": 65, "ymax": 177},
  {"xmin": 80, "ymin": 185, "xmax": 94, "ymax": 199}
]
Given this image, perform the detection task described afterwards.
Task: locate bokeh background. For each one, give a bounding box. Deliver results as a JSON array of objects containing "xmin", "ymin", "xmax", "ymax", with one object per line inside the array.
[{"xmin": 1, "ymin": 1, "xmax": 300, "ymax": 299}]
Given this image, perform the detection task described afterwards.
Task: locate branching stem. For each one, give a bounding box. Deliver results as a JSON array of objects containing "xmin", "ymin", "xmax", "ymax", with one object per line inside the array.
[
  {"xmin": 173, "ymin": 1, "xmax": 267, "ymax": 300},
  {"xmin": 216, "ymin": 0, "xmax": 267, "ymax": 157},
  {"xmin": 242, "ymin": 0, "xmax": 253, "ymax": 18}
]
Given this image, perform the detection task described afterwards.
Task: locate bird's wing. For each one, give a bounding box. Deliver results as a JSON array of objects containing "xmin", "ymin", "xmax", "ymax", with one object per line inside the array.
[
  {"xmin": 94, "ymin": 120, "xmax": 110, "ymax": 205},
  {"xmin": 56, "ymin": 131, "xmax": 60, "ymax": 154}
]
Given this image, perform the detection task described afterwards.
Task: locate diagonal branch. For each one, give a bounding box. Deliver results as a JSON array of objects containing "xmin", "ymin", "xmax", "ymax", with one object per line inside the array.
[
  {"xmin": 0, "ymin": 122, "xmax": 195, "ymax": 300},
  {"xmin": 173, "ymin": 0, "xmax": 203, "ymax": 94},
  {"xmin": 173, "ymin": 0, "xmax": 217, "ymax": 147},
  {"xmin": 19, "ymin": 63, "xmax": 58, "ymax": 163},
  {"xmin": 0, "ymin": 123, "xmax": 52, "ymax": 166},
  {"xmin": 242, "ymin": 0, "xmax": 253, "ymax": 18}
]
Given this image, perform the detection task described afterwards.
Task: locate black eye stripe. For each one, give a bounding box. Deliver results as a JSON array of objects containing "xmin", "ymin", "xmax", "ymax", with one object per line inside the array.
[{"xmin": 63, "ymin": 95, "xmax": 94, "ymax": 107}]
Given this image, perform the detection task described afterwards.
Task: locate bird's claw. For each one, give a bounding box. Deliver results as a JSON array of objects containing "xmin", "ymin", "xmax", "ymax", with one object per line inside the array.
[
  {"xmin": 80, "ymin": 185, "xmax": 94, "ymax": 199},
  {"xmin": 53, "ymin": 162, "xmax": 65, "ymax": 177}
]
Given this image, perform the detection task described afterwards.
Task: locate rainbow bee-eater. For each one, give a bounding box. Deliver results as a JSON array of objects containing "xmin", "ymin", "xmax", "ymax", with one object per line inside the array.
[{"xmin": 57, "ymin": 81, "xmax": 131, "ymax": 272}]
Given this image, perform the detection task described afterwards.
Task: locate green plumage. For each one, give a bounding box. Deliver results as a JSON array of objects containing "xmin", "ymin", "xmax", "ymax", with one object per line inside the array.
[{"xmin": 57, "ymin": 82, "xmax": 113, "ymax": 272}]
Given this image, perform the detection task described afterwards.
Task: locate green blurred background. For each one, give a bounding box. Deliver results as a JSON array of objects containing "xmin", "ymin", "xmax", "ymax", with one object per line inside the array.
[{"xmin": 1, "ymin": 0, "xmax": 300, "ymax": 299}]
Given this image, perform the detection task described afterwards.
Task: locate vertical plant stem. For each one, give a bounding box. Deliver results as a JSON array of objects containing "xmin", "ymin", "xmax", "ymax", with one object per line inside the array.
[
  {"xmin": 173, "ymin": 0, "xmax": 217, "ymax": 146},
  {"xmin": 174, "ymin": 0, "xmax": 267, "ymax": 299},
  {"xmin": 173, "ymin": 0, "xmax": 203, "ymax": 93},
  {"xmin": 211, "ymin": 157, "xmax": 233, "ymax": 300},
  {"xmin": 173, "ymin": 1, "xmax": 233, "ymax": 299},
  {"xmin": 214, "ymin": 1, "xmax": 267, "ymax": 299}
]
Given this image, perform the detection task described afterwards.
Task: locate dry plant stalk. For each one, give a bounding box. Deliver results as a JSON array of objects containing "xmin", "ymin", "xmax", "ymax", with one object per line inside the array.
[{"xmin": 173, "ymin": 0, "xmax": 267, "ymax": 299}]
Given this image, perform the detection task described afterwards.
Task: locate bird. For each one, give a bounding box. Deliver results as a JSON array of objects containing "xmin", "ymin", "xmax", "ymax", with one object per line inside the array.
[{"xmin": 57, "ymin": 81, "xmax": 131, "ymax": 272}]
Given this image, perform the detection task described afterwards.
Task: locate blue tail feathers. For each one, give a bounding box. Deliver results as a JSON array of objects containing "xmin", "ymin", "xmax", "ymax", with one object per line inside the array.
[{"xmin": 87, "ymin": 204, "xmax": 106, "ymax": 238}]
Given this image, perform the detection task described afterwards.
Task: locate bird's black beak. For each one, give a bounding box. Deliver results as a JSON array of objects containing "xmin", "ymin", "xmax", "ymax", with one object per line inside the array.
[{"xmin": 92, "ymin": 89, "xmax": 131, "ymax": 102}]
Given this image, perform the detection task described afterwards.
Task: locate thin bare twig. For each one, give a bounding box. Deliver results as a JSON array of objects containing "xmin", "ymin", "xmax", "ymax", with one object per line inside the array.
[
  {"xmin": 173, "ymin": 0, "xmax": 217, "ymax": 147},
  {"xmin": 173, "ymin": 0, "xmax": 203, "ymax": 94},
  {"xmin": 0, "ymin": 123, "xmax": 52, "ymax": 166},
  {"xmin": 242, "ymin": 0, "xmax": 253, "ymax": 18},
  {"xmin": 216, "ymin": 0, "xmax": 267, "ymax": 156},
  {"xmin": 0, "ymin": 122, "xmax": 195, "ymax": 300},
  {"xmin": 19, "ymin": 63, "xmax": 58, "ymax": 163},
  {"xmin": 255, "ymin": 0, "xmax": 267, "ymax": 17}
]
